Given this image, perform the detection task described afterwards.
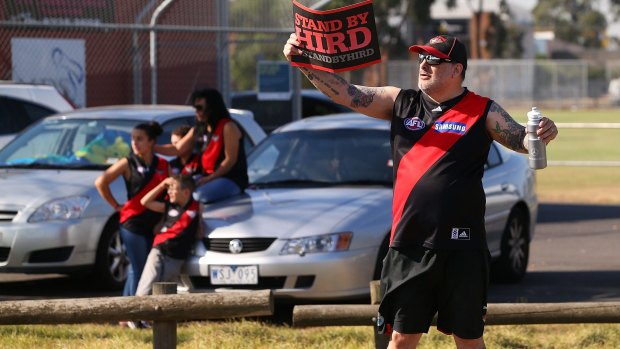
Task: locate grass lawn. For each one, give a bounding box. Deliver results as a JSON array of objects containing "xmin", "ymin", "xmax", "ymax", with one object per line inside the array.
[
  {"xmin": 536, "ymin": 166, "xmax": 620, "ymax": 204},
  {"xmin": 504, "ymin": 108, "xmax": 620, "ymax": 204},
  {"xmin": 2, "ymin": 321, "xmax": 620, "ymax": 349}
]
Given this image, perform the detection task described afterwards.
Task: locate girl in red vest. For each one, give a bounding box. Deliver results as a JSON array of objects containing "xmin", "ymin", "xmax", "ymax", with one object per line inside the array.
[
  {"xmin": 168, "ymin": 125, "xmax": 200, "ymax": 177},
  {"xmin": 156, "ymin": 88, "xmax": 248, "ymax": 203},
  {"xmin": 95, "ymin": 122, "xmax": 169, "ymax": 301}
]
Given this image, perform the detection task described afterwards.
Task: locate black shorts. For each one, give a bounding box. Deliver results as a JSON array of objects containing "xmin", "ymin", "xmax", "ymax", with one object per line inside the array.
[{"xmin": 377, "ymin": 246, "xmax": 490, "ymax": 339}]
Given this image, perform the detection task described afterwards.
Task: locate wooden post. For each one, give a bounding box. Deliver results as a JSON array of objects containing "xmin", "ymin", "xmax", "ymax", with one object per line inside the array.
[
  {"xmin": 153, "ymin": 282, "xmax": 177, "ymax": 349},
  {"xmin": 370, "ymin": 280, "xmax": 390, "ymax": 349}
]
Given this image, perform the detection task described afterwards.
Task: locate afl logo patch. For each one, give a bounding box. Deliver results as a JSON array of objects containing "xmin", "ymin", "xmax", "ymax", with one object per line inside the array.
[{"xmin": 404, "ymin": 117, "xmax": 425, "ymax": 131}]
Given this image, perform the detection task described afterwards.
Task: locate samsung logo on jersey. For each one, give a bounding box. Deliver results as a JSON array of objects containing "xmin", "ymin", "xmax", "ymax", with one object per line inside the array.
[
  {"xmin": 404, "ymin": 117, "xmax": 425, "ymax": 131},
  {"xmin": 434, "ymin": 121, "xmax": 467, "ymax": 134}
]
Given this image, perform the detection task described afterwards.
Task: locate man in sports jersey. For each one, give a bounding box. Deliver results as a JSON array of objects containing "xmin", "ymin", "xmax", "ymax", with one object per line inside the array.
[{"xmin": 283, "ymin": 34, "xmax": 558, "ymax": 349}]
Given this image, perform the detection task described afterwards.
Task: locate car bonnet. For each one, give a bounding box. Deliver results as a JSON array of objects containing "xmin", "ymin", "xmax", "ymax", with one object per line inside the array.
[
  {"xmin": 202, "ymin": 187, "xmax": 390, "ymax": 239},
  {"xmin": 0, "ymin": 169, "xmax": 102, "ymax": 208}
]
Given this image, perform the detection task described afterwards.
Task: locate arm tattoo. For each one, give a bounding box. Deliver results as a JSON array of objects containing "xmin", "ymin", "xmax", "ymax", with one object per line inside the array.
[
  {"xmin": 489, "ymin": 103, "xmax": 527, "ymax": 152},
  {"xmin": 300, "ymin": 67, "xmax": 342, "ymax": 97},
  {"xmin": 300, "ymin": 67, "xmax": 380, "ymax": 109},
  {"xmin": 348, "ymin": 86, "xmax": 378, "ymax": 108}
]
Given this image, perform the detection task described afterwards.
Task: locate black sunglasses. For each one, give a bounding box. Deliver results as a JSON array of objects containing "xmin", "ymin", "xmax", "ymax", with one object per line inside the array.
[
  {"xmin": 193, "ymin": 104, "xmax": 205, "ymax": 111},
  {"xmin": 418, "ymin": 53, "xmax": 452, "ymax": 65}
]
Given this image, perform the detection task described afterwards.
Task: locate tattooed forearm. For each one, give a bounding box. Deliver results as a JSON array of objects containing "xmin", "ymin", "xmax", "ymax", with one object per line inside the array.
[
  {"xmin": 299, "ymin": 67, "xmax": 380, "ymax": 109},
  {"xmin": 348, "ymin": 85, "xmax": 379, "ymax": 108},
  {"xmin": 493, "ymin": 121, "xmax": 527, "ymax": 152},
  {"xmin": 300, "ymin": 67, "xmax": 344, "ymax": 98},
  {"xmin": 489, "ymin": 103, "xmax": 527, "ymax": 153}
]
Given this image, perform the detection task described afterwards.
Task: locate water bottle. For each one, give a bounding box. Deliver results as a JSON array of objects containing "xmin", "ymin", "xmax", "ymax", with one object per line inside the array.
[{"xmin": 527, "ymin": 107, "xmax": 547, "ymax": 170}]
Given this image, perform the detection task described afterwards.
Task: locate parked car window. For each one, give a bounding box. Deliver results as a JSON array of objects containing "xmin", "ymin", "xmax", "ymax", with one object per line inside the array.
[
  {"xmin": 302, "ymin": 97, "xmax": 350, "ymax": 118},
  {"xmin": 486, "ymin": 143, "xmax": 503, "ymax": 169},
  {"xmin": 0, "ymin": 97, "xmax": 55, "ymax": 135},
  {"xmin": 248, "ymin": 129, "xmax": 392, "ymax": 185},
  {"xmin": 0, "ymin": 118, "xmax": 135, "ymax": 168}
]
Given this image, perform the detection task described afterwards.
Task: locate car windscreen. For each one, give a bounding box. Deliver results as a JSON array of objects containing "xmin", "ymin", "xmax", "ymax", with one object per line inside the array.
[
  {"xmin": 248, "ymin": 129, "xmax": 393, "ymax": 187},
  {"xmin": 0, "ymin": 118, "xmax": 136, "ymax": 170}
]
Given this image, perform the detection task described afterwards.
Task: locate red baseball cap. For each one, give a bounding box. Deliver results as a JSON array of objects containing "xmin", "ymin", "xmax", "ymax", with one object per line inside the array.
[{"xmin": 409, "ymin": 35, "xmax": 468, "ymax": 70}]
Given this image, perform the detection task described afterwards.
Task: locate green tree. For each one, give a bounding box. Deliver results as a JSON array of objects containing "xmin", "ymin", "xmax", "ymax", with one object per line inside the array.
[
  {"xmin": 322, "ymin": 0, "xmax": 457, "ymax": 59},
  {"xmin": 229, "ymin": 0, "xmax": 291, "ymax": 90},
  {"xmin": 483, "ymin": 0, "xmax": 524, "ymax": 58},
  {"xmin": 324, "ymin": 0, "xmax": 522, "ymax": 58},
  {"xmin": 611, "ymin": 0, "xmax": 620, "ymax": 20},
  {"xmin": 532, "ymin": 0, "xmax": 608, "ymax": 48}
]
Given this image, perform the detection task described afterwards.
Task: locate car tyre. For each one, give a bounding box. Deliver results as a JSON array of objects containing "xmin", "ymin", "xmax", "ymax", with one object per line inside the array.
[
  {"xmin": 93, "ymin": 220, "xmax": 129, "ymax": 290},
  {"xmin": 491, "ymin": 206, "xmax": 529, "ymax": 283}
]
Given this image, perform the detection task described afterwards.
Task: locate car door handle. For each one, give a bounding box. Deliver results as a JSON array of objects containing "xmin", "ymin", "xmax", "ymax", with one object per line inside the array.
[{"xmin": 501, "ymin": 183, "xmax": 509, "ymax": 191}]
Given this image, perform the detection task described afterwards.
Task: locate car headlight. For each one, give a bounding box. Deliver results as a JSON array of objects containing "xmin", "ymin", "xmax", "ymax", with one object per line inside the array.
[
  {"xmin": 280, "ymin": 232, "xmax": 352, "ymax": 256},
  {"xmin": 28, "ymin": 196, "xmax": 90, "ymax": 223}
]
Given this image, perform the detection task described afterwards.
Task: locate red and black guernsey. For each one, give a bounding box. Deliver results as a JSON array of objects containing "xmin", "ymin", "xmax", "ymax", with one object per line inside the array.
[
  {"xmin": 390, "ymin": 89, "xmax": 493, "ymax": 250},
  {"xmin": 169, "ymin": 153, "xmax": 200, "ymax": 176},
  {"xmin": 194, "ymin": 118, "xmax": 248, "ymax": 189},
  {"xmin": 153, "ymin": 199, "xmax": 200, "ymax": 259},
  {"xmin": 119, "ymin": 153, "xmax": 169, "ymax": 235}
]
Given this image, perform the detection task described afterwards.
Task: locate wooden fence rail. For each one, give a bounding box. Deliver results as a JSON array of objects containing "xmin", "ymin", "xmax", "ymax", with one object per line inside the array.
[
  {"xmin": 0, "ymin": 288, "xmax": 273, "ymax": 325},
  {"xmin": 0, "ymin": 284, "xmax": 273, "ymax": 349},
  {"xmin": 294, "ymin": 281, "xmax": 620, "ymax": 349},
  {"xmin": 292, "ymin": 302, "xmax": 620, "ymax": 328}
]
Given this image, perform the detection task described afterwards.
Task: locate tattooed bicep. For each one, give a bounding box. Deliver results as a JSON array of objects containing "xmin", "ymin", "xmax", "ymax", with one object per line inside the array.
[
  {"xmin": 489, "ymin": 102, "xmax": 514, "ymax": 123},
  {"xmin": 488, "ymin": 102, "xmax": 527, "ymax": 152},
  {"xmin": 347, "ymin": 86, "xmax": 381, "ymax": 109}
]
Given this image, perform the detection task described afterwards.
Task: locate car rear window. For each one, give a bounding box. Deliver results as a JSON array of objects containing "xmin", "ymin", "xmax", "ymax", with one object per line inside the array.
[{"xmin": 0, "ymin": 96, "xmax": 55, "ymax": 135}]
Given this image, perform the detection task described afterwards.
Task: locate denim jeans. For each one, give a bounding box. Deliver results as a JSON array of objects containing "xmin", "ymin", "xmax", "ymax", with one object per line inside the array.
[
  {"xmin": 119, "ymin": 226, "xmax": 152, "ymax": 296},
  {"xmin": 192, "ymin": 177, "xmax": 241, "ymax": 203}
]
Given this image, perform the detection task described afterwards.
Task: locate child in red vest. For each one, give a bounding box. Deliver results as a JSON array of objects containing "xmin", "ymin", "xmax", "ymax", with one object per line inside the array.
[{"xmin": 136, "ymin": 174, "xmax": 201, "ymax": 298}]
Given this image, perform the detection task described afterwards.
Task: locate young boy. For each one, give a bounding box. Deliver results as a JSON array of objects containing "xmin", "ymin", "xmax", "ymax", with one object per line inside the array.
[{"xmin": 136, "ymin": 174, "xmax": 200, "ymax": 297}]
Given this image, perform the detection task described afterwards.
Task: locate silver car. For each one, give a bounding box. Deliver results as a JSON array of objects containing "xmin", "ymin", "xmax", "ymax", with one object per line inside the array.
[
  {"xmin": 0, "ymin": 105, "xmax": 266, "ymax": 289},
  {"xmin": 183, "ymin": 113, "xmax": 538, "ymax": 300}
]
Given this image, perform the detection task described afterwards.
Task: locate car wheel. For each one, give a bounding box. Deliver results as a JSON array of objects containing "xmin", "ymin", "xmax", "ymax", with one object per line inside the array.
[
  {"xmin": 94, "ymin": 221, "xmax": 129, "ymax": 290},
  {"xmin": 491, "ymin": 206, "xmax": 529, "ymax": 283}
]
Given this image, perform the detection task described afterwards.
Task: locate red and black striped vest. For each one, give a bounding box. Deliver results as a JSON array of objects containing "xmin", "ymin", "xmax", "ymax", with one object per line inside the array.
[{"xmin": 390, "ymin": 89, "xmax": 492, "ymax": 250}]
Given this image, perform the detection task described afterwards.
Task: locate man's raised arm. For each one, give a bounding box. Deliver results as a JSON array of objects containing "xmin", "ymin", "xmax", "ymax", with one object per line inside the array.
[{"xmin": 283, "ymin": 33, "xmax": 400, "ymax": 121}]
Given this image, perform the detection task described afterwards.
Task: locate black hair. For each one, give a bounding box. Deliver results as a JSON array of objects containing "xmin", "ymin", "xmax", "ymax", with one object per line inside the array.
[
  {"xmin": 191, "ymin": 88, "xmax": 231, "ymax": 130},
  {"xmin": 134, "ymin": 121, "xmax": 163, "ymax": 141},
  {"xmin": 172, "ymin": 124, "xmax": 192, "ymax": 138},
  {"xmin": 173, "ymin": 173, "xmax": 196, "ymax": 192}
]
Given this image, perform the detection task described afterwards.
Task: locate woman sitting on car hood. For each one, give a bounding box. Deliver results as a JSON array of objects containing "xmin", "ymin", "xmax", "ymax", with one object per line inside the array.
[{"xmin": 156, "ymin": 88, "xmax": 247, "ymax": 204}]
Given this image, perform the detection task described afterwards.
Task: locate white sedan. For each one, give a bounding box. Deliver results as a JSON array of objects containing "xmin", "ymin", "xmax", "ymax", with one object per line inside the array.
[
  {"xmin": 183, "ymin": 113, "xmax": 538, "ymax": 300},
  {"xmin": 0, "ymin": 105, "xmax": 265, "ymax": 289}
]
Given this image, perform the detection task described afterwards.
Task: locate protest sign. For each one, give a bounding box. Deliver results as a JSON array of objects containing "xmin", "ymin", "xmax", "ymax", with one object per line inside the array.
[{"xmin": 291, "ymin": 0, "xmax": 381, "ymax": 73}]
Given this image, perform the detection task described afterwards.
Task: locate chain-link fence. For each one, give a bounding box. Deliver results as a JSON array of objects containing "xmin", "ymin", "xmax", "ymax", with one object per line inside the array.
[
  {"xmin": 1, "ymin": 0, "xmax": 618, "ymax": 109},
  {"xmin": 0, "ymin": 0, "xmax": 295, "ymax": 108}
]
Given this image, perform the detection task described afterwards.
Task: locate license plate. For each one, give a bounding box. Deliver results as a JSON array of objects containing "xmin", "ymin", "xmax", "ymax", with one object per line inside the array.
[{"xmin": 210, "ymin": 265, "xmax": 258, "ymax": 285}]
